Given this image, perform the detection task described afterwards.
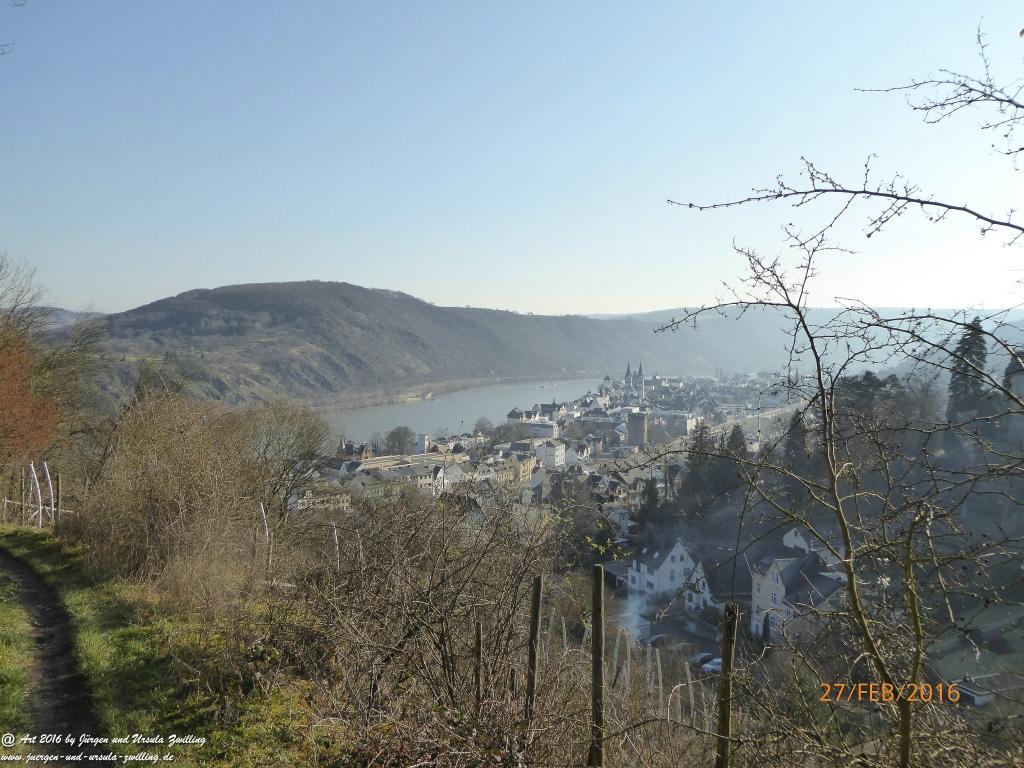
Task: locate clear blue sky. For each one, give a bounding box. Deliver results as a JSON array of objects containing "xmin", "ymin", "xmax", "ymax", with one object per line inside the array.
[{"xmin": 0, "ymin": 2, "xmax": 1020, "ymax": 314}]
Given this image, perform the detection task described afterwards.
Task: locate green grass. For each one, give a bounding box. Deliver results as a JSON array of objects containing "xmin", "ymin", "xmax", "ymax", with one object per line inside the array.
[
  {"xmin": 0, "ymin": 527, "xmax": 193, "ymax": 743},
  {"xmin": 0, "ymin": 526, "xmax": 307, "ymax": 767},
  {"xmin": 0, "ymin": 566, "xmax": 33, "ymax": 736}
]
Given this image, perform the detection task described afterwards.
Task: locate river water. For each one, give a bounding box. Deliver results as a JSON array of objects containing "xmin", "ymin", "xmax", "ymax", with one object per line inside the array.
[{"xmin": 324, "ymin": 377, "xmax": 600, "ymax": 442}]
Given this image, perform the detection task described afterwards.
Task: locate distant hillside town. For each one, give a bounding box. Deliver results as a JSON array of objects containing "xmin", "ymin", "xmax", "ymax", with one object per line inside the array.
[{"xmin": 297, "ymin": 364, "xmax": 794, "ymax": 651}]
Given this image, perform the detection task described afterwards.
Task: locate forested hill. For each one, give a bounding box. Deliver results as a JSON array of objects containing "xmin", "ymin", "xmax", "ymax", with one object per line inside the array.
[{"xmin": 94, "ymin": 280, "xmax": 800, "ymax": 404}]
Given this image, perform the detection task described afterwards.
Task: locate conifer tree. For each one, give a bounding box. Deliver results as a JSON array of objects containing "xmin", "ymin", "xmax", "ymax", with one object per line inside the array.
[
  {"xmin": 946, "ymin": 317, "xmax": 988, "ymax": 421},
  {"xmin": 726, "ymin": 424, "xmax": 747, "ymax": 460},
  {"xmin": 783, "ymin": 412, "xmax": 810, "ymax": 476}
]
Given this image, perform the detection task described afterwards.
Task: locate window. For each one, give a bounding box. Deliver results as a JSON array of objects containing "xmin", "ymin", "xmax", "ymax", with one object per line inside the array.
[
  {"xmin": 670, "ymin": 554, "xmax": 676, "ymax": 563},
  {"xmin": 647, "ymin": 580, "xmax": 654, "ymax": 591},
  {"xmin": 772, "ymin": 573, "xmax": 779, "ymax": 584},
  {"xmin": 669, "ymin": 569, "xmax": 675, "ymax": 581},
  {"xmin": 756, "ymin": 583, "xmax": 761, "ymax": 594},
  {"xmin": 630, "ymin": 576, "xmax": 636, "ymax": 584},
  {"xmin": 771, "ymin": 593, "xmax": 777, "ymax": 606}
]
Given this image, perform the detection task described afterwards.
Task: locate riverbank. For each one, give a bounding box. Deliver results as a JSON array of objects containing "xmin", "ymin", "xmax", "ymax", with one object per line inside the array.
[
  {"xmin": 310, "ymin": 371, "xmax": 606, "ymax": 413},
  {"xmin": 318, "ymin": 375, "xmax": 603, "ymax": 442}
]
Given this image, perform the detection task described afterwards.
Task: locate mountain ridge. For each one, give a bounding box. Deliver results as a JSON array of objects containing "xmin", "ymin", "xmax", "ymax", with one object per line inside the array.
[{"xmin": 87, "ymin": 280, "xmax": 805, "ymax": 405}]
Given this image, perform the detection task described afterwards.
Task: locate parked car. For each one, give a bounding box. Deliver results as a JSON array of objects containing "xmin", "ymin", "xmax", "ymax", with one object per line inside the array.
[
  {"xmin": 688, "ymin": 651, "xmax": 714, "ymax": 669},
  {"xmin": 701, "ymin": 657, "xmax": 723, "ymax": 675}
]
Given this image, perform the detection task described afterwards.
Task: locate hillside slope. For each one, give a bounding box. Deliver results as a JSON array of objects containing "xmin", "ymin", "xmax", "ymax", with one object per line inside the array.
[{"xmin": 95, "ymin": 281, "xmax": 799, "ymax": 404}]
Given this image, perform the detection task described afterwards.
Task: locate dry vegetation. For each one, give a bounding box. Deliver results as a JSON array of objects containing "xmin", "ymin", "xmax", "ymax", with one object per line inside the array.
[{"xmin": 2, "ymin": 26, "xmax": 1024, "ymax": 768}]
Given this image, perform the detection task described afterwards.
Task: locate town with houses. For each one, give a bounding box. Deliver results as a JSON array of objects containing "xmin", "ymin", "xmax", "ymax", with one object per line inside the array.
[
  {"xmin": 292, "ymin": 357, "xmax": 1019, "ymax": 701},
  {"xmin": 296, "ymin": 364, "xmax": 851, "ymax": 656}
]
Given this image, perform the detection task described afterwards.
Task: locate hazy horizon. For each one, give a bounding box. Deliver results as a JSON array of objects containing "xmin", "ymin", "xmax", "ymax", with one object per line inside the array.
[{"xmin": 37, "ymin": 276, "xmax": 1024, "ymax": 320}]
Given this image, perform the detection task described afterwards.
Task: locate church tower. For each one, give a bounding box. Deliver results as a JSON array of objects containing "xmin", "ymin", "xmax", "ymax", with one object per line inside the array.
[{"xmin": 637, "ymin": 362, "xmax": 645, "ymax": 400}]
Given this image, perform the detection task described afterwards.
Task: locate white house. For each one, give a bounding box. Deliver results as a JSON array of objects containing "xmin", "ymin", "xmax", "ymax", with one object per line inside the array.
[
  {"xmin": 535, "ymin": 439, "xmax": 566, "ymax": 469},
  {"xmin": 782, "ymin": 527, "xmax": 840, "ymax": 567},
  {"xmin": 626, "ymin": 540, "xmax": 714, "ymax": 608},
  {"xmin": 601, "ymin": 505, "xmax": 632, "ymax": 541},
  {"xmin": 749, "ymin": 547, "xmax": 846, "ymax": 642},
  {"xmin": 564, "ymin": 441, "xmax": 592, "ymax": 467},
  {"xmin": 431, "ymin": 463, "xmax": 469, "ymax": 496}
]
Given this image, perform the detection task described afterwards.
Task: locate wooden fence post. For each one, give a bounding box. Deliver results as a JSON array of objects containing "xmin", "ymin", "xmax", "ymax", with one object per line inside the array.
[
  {"xmin": 588, "ymin": 564, "xmax": 605, "ymax": 767},
  {"xmin": 544, "ymin": 602, "xmax": 555, "ymax": 662},
  {"xmin": 525, "ymin": 575, "xmax": 543, "ymax": 725},
  {"xmin": 55, "ymin": 474, "xmax": 62, "ymax": 523},
  {"xmin": 28, "ymin": 463, "xmax": 43, "ymax": 528},
  {"xmin": 656, "ymin": 648, "xmax": 664, "ymax": 717},
  {"xmin": 259, "ymin": 502, "xmax": 272, "ymax": 574},
  {"xmin": 624, "ymin": 633, "xmax": 631, "ymax": 690},
  {"xmin": 684, "ymin": 659, "xmax": 696, "ymax": 727},
  {"xmin": 42, "ymin": 461, "xmax": 55, "ymax": 524},
  {"xmin": 611, "ymin": 628, "xmax": 621, "ymax": 689},
  {"xmin": 714, "ymin": 602, "xmax": 739, "ymax": 768},
  {"xmin": 475, "ymin": 620, "xmax": 483, "ymax": 711},
  {"xmin": 330, "ymin": 521, "xmax": 341, "ymax": 573}
]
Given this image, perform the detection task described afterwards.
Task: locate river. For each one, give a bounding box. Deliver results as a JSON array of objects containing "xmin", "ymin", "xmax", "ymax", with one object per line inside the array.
[{"xmin": 324, "ymin": 377, "xmax": 600, "ymax": 442}]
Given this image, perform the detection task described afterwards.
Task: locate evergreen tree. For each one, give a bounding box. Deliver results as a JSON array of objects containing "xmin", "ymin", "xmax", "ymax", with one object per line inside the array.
[
  {"xmin": 642, "ymin": 476, "xmax": 660, "ymax": 512},
  {"xmin": 686, "ymin": 419, "xmax": 713, "ymax": 470},
  {"xmin": 726, "ymin": 424, "xmax": 748, "ymax": 460},
  {"xmin": 708, "ymin": 432, "xmax": 735, "ymax": 492},
  {"xmin": 678, "ymin": 418, "xmax": 714, "ymax": 516},
  {"xmin": 946, "ymin": 317, "xmax": 988, "ymax": 421},
  {"xmin": 783, "ymin": 412, "xmax": 810, "ymax": 475},
  {"xmin": 636, "ymin": 476, "xmax": 673, "ymax": 533}
]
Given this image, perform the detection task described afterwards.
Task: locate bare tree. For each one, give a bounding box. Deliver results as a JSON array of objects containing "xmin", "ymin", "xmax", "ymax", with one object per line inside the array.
[
  {"xmin": 384, "ymin": 424, "xmax": 416, "ymax": 455},
  {"xmin": 643, "ymin": 26, "xmax": 1024, "ymax": 768}
]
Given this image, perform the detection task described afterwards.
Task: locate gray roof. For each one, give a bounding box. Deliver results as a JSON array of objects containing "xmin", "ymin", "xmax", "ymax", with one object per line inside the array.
[{"xmin": 634, "ymin": 542, "xmax": 681, "ymax": 570}]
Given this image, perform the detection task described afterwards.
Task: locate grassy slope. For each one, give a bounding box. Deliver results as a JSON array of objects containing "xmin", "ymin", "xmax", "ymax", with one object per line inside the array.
[{"xmin": 0, "ymin": 526, "xmax": 304, "ymax": 767}]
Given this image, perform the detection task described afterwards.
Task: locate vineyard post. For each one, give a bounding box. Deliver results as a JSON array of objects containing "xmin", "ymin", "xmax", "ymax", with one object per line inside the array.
[
  {"xmin": 525, "ymin": 575, "xmax": 542, "ymax": 725},
  {"xmin": 588, "ymin": 564, "xmax": 606, "ymax": 767},
  {"xmin": 259, "ymin": 502, "xmax": 272, "ymax": 574},
  {"xmin": 28, "ymin": 463, "xmax": 43, "ymax": 528},
  {"xmin": 475, "ymin": 619, "xmax": 483, "ymax": 711},
  {"xmin": 714, "ymin": 602, "xmax": 739, "ymax": 768},
  {"xmin": 330, "ymin": 520, "xmax": 341, "ymax": 573},
  {"xmin": 42, "ymin": 461, "xmax": 54, "ymax": 524},
  {"xmin": 684, "ymin": 659, "xmax": 695, "ymax": 727}
]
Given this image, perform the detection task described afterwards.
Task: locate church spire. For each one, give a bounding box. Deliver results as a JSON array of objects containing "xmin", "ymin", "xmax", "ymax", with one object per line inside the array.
[{"xmin": 624, "ymin": 362, "xmax": 631, "ymax": 381}]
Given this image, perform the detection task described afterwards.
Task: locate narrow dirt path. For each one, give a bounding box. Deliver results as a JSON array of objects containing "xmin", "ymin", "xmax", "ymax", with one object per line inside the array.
[{"xmin": 0, "ymin": 547, "xmax": 105, "ymax": 760}]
